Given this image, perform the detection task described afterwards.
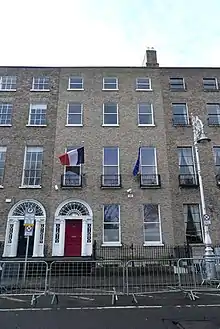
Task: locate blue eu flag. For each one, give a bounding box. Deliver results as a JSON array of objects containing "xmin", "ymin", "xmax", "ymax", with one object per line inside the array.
[{"xmin": 133, "ymin": 147, "xmax": 140, "ymax": 176}]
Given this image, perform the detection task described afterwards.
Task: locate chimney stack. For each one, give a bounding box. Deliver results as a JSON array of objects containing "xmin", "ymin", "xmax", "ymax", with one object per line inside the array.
[{"xmin": 145, "ymin": 48, "xmax": 159, "ymax": 67}]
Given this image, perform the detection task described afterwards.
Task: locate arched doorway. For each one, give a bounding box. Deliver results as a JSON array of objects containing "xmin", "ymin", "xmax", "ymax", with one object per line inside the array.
[
  {"xmin": 3, "ymin": 199, "xmax": 46, "ymax": 258},
  {"xmin": 52, "ymin": 199, "xmax": 93, "ymax": 257}
]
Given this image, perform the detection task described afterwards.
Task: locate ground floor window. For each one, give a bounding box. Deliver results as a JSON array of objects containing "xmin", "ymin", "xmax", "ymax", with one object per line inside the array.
[
  {"xmin": 143, "ymin": 204, "xmax": 162, "ymax": 244},
  {"xmin": 103, "ymin": 204, "xmax": 121, "ymax": 245},
  {"xmin": 184, "ymin": 204, "xmax": 203, "ymax": 244}
]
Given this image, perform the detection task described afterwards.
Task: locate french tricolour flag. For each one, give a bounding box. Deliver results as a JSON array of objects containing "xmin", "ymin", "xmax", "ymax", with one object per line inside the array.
[{"xmin": 59, "ymin": 147, "xmax": 84, "ymax": 166}]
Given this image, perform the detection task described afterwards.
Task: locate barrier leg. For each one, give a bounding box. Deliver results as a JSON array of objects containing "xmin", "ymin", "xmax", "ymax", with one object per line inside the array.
[
  {"xmin": 111, "ymin": 287, "xmax": 118, "ymax": 305},
  {"xmin": 51, "ymin": 293, "xmax": 59, "ymax": 305},
  {"xmin": 183, "ymin": 290, "xmax": 199, "ymax": 301},
  {"xmin": 131, "ymin": 293, "xmax": 138, "ymax": 304}
]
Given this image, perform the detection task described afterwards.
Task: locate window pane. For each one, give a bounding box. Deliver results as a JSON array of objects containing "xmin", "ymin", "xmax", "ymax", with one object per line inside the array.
[
  {"xmin": 141, "ymin": 147, "xmax": 155, "ymax": 166},
  {"xmin": 144, "ymin": 204, "xmax": 159, "ymax": 223},
  {"xmin": 203, "ymin": 78, "xmax": 217, "ymax": 89},
  {"xmin": 68, "ymin": 114, "xmax": 82, "ymax": 125},
  {"xmin": 172, "ymin": 103, "xmax": 187, "ymax": 114},
  {"xmin": 136, "ymin": 78, "xmax": 150, "ymax": 89},
  {"xmin": 65, "ymin": 166, "xmax": 80, "ymax": 175},
  {"xmin": 104, "ymin": 204, "xmax": 119, "ymax": 222},
  {"xmin": 104, "ymin": 224, "xmax": 119, "ymax": 242},
  {"xmin": 104, "ymin": 103, "xmax": 117, "ymax": 113},
  {"xmin": 170, "ymin": 78, "xmax": 184, "ymax": 88},
  {"xmin": 178, "ymin": 148, "xmax": 193, "ymax": 166},
  {"xmin": 104, "ymin": 166, "xmax": 118, "ymax": 175},
  {"xmin": 207, "ymin": 104, "xmax": 220, "ymax": 114},
  {"xmin": 144, "ymin": 223, "xmax": 160, "ymax": 241},
  {"xmin": 68, "ymin": 103, "xmax": 81, "ymax": 113},
  {"xmin": 104, "ymin": 148, "xmax": 118, "ymax": 165},
  {"xmin": 69, "ymin": 77, "xmax": 83, "ymax": 89},
  {"xmin": 141, "ymin": 166, "xmax": 156, "ymax": 175},
  {"xmin": 104, "ymin": 84, "xmax": 117, "ymax": 89},
  {"xmin": 104, "ymin": 114, "xmax": 117, "ymax": 124},
  {"xmin": 70, "ymin": 78, "xmax": 82, "ymax": 83},
  {"xmin": 139, "ymin": 114, "xmax": 152, "ymax": 125},
  {"xmin": 104, "ymin": 78, "xmax": 117, "ymax": 84},
  {"xmin": 139, "ymin": 104, "xmax": 152, "ymax": 114},
  {"xmin": 103, "ymin": 78, "xmax": 117, "ymax": 89}
]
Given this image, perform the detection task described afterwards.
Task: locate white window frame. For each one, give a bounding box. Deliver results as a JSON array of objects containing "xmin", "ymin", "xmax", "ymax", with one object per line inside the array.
[
  {"xmin": 203, "ymin": 77, "xmax": 218, "ymax": 90},
  {"xmin": 183, "ymin": 204, "xmax": 204, "ymax": 244},
  {"xmin": 27, "ymin": 103, "xmax": 47, "ymax": 126},
  {"xmin": 68, "ymin": 77, "xmax": 84, "ymax": 90},
  {"xmin": 0, "ymin": 76, "xmax": 17, "ymax": 91},
  {"xmin": 207, "ymin": 103, "xmax": 220, "ymax": 125},
  {"xmin": 102, "ymin": 77, "xmax": 118, "ymax": 90},
  {"xmin": 138, "ymin": 103, "xmax": 154, "ymax": 126},
  {"xmin": 136, "ymin": 78, "xmax": 152, "ymax": 91},
  {"xmin": 102, "ymin": 147, "xmax": 120, "ymax": 187},
  {"xmin": 102, "ymin": 204, "xmax": 121, "ymax": 246},
  {"xmin": 143, "ymin": 204, "xmax": 163, "ymax": 246},
  {"xmin": 213, "ymin": 146, "xmax": 220, "ymax": 175},
  {"xmin": 0, "ymin": 103, "xmax": 12, "ymax": 126},
  {"xmin": 20, "ymin": 146, "xmax": 43, "ymax": 188},
  {"xmin": 0, "ymin": 146, "xmax": 6, "ymax": 187},
  {"xmin": 102, "ymin": 103, "xmax": 119, "ymax": 126},
  {"xmin": 63, "ymin": 146, "xmax": 82, "ymax": 187},
  {"xmin": 169, "ymin": 77, "xmax": 186, "ymax": 90},
  {"xmin": 31, "ymin": 77, "xmax": 50, "ymax": 91},
  {"xmin": 172, "ymin": 103, "xmax": 189, "ymax": 126},
  {"xmin": 66, "ymin": 103, "xmax": 83, "ymax": 126},
  {"xmin": 140, "ymin": 147, "xmax": 158, "ymax": 185},
  {"xmin": 178, "ymin": 146, "xmax": 197, "ymax": 183}
]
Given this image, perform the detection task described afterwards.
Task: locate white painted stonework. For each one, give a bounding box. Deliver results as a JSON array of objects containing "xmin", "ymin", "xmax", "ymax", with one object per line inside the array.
[
  {"xmin": 52, "ymin": 199, "xmax": 93, "ymax": 257},
  {"xmin": 3, "ymin": 199, "xmax": 46, "ymax": 258}
]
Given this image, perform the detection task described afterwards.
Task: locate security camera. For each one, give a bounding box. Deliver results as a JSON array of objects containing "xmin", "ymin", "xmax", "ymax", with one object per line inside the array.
[
  {"xmin": 127, "ymin": 188, "xmax": 132, "ymax": 193},
  {"xmin": 54, "ymin": 185, "xmax": 59, "ymax": 191}
]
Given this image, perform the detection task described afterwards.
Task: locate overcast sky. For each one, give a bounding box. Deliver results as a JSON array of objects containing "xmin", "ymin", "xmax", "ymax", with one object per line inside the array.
[{"xmin": 1, "ymin": 0, "xmax": 220, "ymax": 67}]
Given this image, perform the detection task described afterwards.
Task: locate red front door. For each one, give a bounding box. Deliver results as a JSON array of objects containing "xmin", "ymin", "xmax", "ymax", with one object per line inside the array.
[{"xmin": 64, "ymin": 220, "xmax": 82, "ymax": 256}]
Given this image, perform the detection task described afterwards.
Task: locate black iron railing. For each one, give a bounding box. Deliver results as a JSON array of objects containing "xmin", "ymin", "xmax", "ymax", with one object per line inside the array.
[
  {"xmin": 61, "ymin": 174, "xmax": 82, "ymax": 188},
  {"xmin": 101, "ymin": 175, "xmax": 121, "ymax": 188},
  {"xmin": 92, "ymin": 241, "xmax": 193, "ymax": 261},
  {"xmin": 179, "ymin": 174, "xmax": 198, "ymax": 187},
  {"xmin": 140, "ymin": 174, "xmax": 161, "ymax": 188}
]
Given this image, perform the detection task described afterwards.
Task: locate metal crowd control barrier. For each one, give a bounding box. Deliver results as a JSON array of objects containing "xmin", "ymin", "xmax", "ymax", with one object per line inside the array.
[
  {"xmin": 48, "ymin": 260, "xmax": 125, "ymax": 305},
  {"xmin": 1, "ymin": 257, "xmax": 220, "ymax": 306},
  {"xmin": 177, "ymin": 257, "xmax": 220, "ymax": 300},
  {"xmin": 0, "ymin": 261, "xmax": 48, "ymax": 305},
  {"xmin": 125, "ymin": 259, "xmax": 181, "ymax": 303}
]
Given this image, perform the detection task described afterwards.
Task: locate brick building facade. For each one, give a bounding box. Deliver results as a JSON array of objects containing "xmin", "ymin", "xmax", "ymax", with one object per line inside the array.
[{"xmin": 0, "ymin": 49, "xmax": 219, "ymax": 258}]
